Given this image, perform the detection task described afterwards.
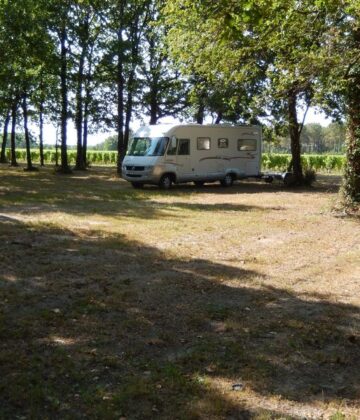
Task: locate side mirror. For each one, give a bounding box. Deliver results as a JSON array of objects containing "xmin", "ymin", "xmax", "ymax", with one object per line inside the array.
[{"xmin": 171, "ymin": 136, "xmax": 177, "ymax": 148}]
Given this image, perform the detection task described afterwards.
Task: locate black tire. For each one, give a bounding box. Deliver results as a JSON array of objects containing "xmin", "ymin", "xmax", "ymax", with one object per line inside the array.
[
  {"xmin": 220, "ymin": 173, "xmax": 234, "ymax": 187},
  {"xmin": 159, "ymin": 174, "xmax": 173, "ymax": 190},
  {"xmin": 264, "ymin": 176, "xmax": 274, "ymax": 184},
  {"xmin": 194, "ymin": 181, "xmax": 205, "ymax": 187},
  {"xmin": 131, "ymin": 182, "xmax": 144, "ymax": 189}
]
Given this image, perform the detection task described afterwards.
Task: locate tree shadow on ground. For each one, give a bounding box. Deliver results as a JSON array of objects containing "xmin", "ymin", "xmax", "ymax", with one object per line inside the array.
[
  {"xmin": 0, "ymin": 168, "xmax": 278, "ymax": 219},
  {"xmin": 0, "ymin": 217, "xmax": 359, "ymax": 418},
  {"xmin": 0, "ymin": 167, "xmax": 338, "ymax": 221}
]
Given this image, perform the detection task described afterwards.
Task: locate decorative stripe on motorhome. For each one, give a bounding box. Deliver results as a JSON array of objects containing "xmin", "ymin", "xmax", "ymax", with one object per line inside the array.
[{"xmin": 199, "ymin": 155, "xmax": 255, "ymax": 162}]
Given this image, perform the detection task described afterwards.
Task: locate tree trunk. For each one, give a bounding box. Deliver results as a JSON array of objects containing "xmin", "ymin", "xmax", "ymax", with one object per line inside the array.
[
  {"xmin": 22, "ymin": 92, "xmax": 35, "ymax": 171},
  {"xmin": 83, "ymin": 103, "xmax": 88, "ymax": 167},
  {"xmin": 124, "ymin": 25, "xmax": 139, "ymax": 152},
  {"xmin": 149, "ymin": 91, "xmax": 158, "ymax": 125},
  {"xmin": 75, "ymin": 48, "xmax": 86, "ymax": 170},
  {"xmin": 124, "ymin": 87, "xmax": 133, "ymax": 153},
  {"xmin": 195, "ymin": 102, "xmax": 205, "ymax": 124},
  {"xmin": 148, "ymin": 32, "xmax": 159, "ymax": 125},
  {"xmin": 342, "ymin": 26, "xmax": 360, "ymax": 206},
  {"xmin": 116, "ymin": 23, "xmax": 125, "ymax": 175},
  {"xmin": 83, "ymin": 42, "xmax": 95, "ymax": 168},
  {"xmin": 39, "ymin": 99, "xmax": 45, "ymax": 166},
  {"xmin": 0, "ymin": 110, "xmax": 10, "ymax": 163},
  {"xmin": 343, "ymin": 79, "xmax": 360, "ymax": 205},
  {"xmin": 215, "ymin": 111, "xmax": 223, "ymax": 124},
  {"xmin": 287, "ymin": 91, "xmax": 303, "ymax": 184},
  {"xmin": 10, "ymin": 102, "xmax": 18, "ymax": 167},
  {"xmin": 59, "ymin": 23, "xmax": 71, "ymax": 173}
]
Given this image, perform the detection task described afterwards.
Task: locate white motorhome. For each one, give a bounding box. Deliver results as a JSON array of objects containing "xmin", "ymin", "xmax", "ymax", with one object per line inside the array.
[{"xmin": 122, "ymin": 124, "xmax": 262, "ymax": 189}]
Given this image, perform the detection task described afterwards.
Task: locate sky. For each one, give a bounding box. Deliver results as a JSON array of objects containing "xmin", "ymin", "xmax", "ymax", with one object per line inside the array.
[{"xmin": 40, "ymin": 106, "xmax": 332, "ymax": 147}]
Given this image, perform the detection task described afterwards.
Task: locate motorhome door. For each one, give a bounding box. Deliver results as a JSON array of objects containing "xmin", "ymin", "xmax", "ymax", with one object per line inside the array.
[
  {"xmin": 175, "ymin": 138, "xmax": 192, "ymax": 181},
  {"xmin": 237, "ymin": 135, "xmax": 259, "ymax": 176}
]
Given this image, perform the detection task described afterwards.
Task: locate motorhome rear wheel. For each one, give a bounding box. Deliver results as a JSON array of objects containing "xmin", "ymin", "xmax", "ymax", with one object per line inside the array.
[{"xmin": 220, "ymin": 173, "xmax": 234, "ymax": 187}]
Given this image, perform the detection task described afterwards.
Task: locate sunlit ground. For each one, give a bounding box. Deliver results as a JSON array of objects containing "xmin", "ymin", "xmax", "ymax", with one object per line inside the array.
[{"xmin": 0, "ymin": 166, "xmax": 359, "ymax": 419}]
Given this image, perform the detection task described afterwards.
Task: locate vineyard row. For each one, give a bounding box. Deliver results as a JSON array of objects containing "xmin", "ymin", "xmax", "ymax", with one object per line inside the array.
[{"xmin": 4, "ymin": 149, "xmax": 346, "ymax": 172}]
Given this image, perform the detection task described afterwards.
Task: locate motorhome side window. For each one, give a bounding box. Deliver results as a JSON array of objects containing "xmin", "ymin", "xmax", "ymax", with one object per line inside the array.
[
  {"xmin": 218, "ymin": 138, "xmax": 228, "ymax": 148},
  {"xmin": 197, "ymin": 137, "xmax": 211, "ymax": 150},
  {"xmin": 178, "ymin": 139, "xmax": 190, "ymax": 155},
  {"xmin": 238, "ymin": 139, "xmax": 257, "ymax": 151}
]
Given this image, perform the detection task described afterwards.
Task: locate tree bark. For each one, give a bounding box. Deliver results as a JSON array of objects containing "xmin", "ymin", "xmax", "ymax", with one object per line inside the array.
[
  {"xmin": 124, "ymin": 86, "xmax": 133, "ymax": 153},
  {"xmin": 148, "ymin": 35, "xmax": 159, "ymax": 125},
  {"xmin": 195, "ymin": 102, "xmax": 205, "ymax": 124},
  {"xmin": 39, "ymin": 99, "xmax": 45, "ymax": 166},
  {"xmin": 0, "ymin": 110, "xmax": 10, "ymax": 163},
  {"xmin": 342, "ymin": 27, "xmax": 360, "ymax": 206},
  {"xmin": 22, "ymin": 92, "xmax": 35, "ymax": 171},
  {"xmin": 83, "ymin": 101, "xmax": 88, "ymax": 167},
  {"xmin": 343, "ymin": 78, "xmax": 360, "ymax": 205},
  {"xmin": 75, "ymin": 48, "xmax": 86, "ymax": 170},
  {"xmin": 215, "ymin": 111, "xmax": 223, "ymax": 124},
  {"xmin": 59, "ymin": 22, "xmax": 71, "ymax": 173},
  {"xmin": 83, "ymin": 54, "xmax": 93, "ymax": 168},
  {"xmin": 124, "ymin": 23, "xmax": 140, "ymax": 152},
  {"xmin": 116, "ymin": 17, "xmax": 125, "ymax": 175},
  {"xmin": 287, "ymin": 91, "xmax": 303, "ymax": 184},
  {"xmin": 75, "ymin": 12, "xmax": 90, "ymax": 171},
  {"xmin": 10, "ymin": 101, "xmax": 18, "ymax": 167},
  {"xmin": 149, "ymin": 90, "xmax": 158, "ymax": 125}
]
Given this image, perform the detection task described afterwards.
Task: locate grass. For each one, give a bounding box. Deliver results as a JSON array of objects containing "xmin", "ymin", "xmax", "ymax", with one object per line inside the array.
[{"xmin": 0, "ymin": 165, "xmax": 359, "ymax": 419}]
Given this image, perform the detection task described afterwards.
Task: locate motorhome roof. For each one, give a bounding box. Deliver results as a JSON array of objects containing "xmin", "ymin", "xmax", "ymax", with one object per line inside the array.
[
  {"xmin": 134, "ymin": 123, "xmax": 260, "ymax": 138},
  {"xmin": 134, "ymin": 124, "xmax": 181, "ymax": 138}
]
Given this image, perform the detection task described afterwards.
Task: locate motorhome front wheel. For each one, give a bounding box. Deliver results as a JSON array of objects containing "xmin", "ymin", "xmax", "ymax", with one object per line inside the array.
[{"xmin": 159, "ymin": 174, "xmax": 173, "ymax": 190}]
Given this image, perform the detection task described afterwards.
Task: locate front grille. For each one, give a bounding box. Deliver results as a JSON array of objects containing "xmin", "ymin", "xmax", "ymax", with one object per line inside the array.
[{"xmin": 126, "ymin": 166, "xmax": 145, "ymax": 171}]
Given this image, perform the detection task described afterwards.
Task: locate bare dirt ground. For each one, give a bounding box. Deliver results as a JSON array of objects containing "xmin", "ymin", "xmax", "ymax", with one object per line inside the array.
[{"xmin": 0, "ymin": 166, "xmax": 359, "ymax": 419}]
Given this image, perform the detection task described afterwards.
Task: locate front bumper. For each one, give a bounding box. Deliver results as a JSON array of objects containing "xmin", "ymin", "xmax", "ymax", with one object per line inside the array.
[{"xmin": 122, "ymin": 165, "xmax": 162, "ymax": 184}]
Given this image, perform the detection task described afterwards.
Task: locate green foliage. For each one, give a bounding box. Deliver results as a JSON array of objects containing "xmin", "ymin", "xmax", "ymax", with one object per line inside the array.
[{"xmin": 93, "ymin": 135, "xmax": 118, "ymax": 151}]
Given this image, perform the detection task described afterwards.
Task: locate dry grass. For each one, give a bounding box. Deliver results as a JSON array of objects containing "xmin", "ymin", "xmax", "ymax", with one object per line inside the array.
[{"xmin": 0, "ymin": 165, "xmax": 359, "ymax": 419}]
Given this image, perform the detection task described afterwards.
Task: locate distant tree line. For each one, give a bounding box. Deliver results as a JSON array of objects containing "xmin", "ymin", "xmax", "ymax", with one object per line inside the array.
[{"xmin": 0, "ymin": 1, "xmax": 359, "ymax": 206}]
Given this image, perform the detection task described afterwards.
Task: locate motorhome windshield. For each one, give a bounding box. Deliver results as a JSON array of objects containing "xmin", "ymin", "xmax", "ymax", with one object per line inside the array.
[{"xmin": 127, "ymin": 137, "xmax": 169, "ymax": 156}]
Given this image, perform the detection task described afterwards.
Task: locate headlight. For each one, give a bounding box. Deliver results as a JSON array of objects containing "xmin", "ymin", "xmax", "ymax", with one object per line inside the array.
[{"xmin": 144, "ymin": 165, "xmax": 154, "ymax": 170}]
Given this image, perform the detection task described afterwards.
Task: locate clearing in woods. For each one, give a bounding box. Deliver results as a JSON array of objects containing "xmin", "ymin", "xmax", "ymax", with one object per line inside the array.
[{"xmin": 0, "ymin": 166, "xmax": 359, "ymax": 419}]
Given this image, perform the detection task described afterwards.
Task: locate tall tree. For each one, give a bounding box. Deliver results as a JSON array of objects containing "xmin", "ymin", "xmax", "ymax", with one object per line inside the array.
[
  {"xmin": 45, "ymin": 0, "xmax": 74, "ymax": 173},
  {"xmin": 103, "ymin": 0, "xmax": 149, "ymax": 174},
  {"xmin": 314, "ymin": 1, "xmax": 360, "ymax": 206},
  {"xmin": 164, "ymin": 1, "xmax": 327, "ymax": 184},
  {"xmin": 139, "ymin": 0, "xmax": 189, "ymax": 125},
  {"xmin": 70, "ymin": 0, "xmax": 103, "ymax": 170},
  {"xmin": 0, "ymin": 0, "xmax": 56, "ymax": 170}
]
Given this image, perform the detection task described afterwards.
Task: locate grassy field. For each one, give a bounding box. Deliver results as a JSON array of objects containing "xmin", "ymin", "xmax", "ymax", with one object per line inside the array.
[{"xmin": 0, "ymin": 166, "xmax": 359, "ymax": 419}]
